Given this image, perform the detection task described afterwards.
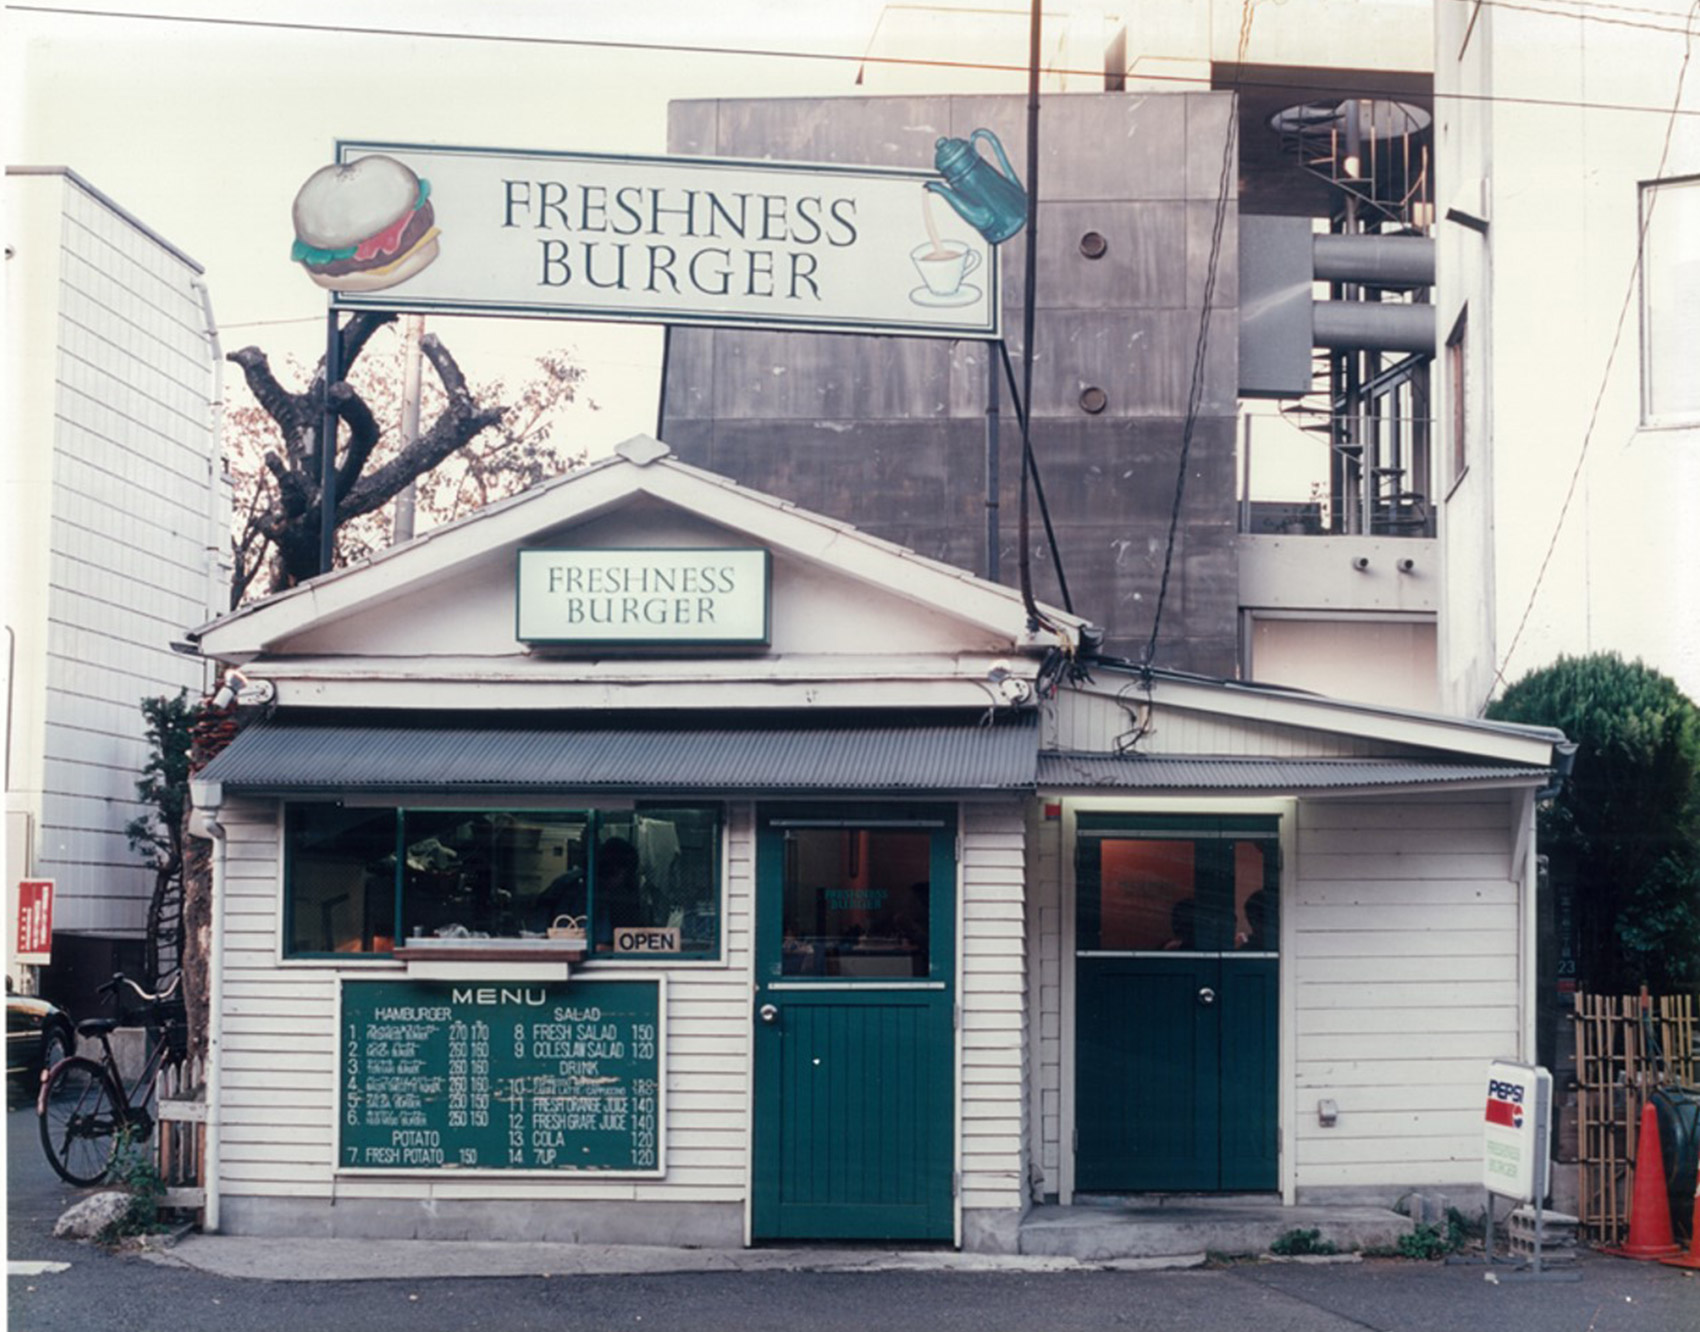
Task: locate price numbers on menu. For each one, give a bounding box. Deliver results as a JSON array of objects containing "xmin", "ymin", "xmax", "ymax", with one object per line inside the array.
[{"xmin": 340, "ymin": 979, "xmax": 662, "ymax": 1173}]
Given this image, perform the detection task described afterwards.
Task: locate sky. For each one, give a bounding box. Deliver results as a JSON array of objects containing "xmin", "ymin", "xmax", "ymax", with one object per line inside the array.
[
  {"xmin": 4, "ymin": 0, "xmax": 910, "ymax": 446},
  {"xmin": 5, "ymin": 0, "xmax": 1323, "ymax": 479}
]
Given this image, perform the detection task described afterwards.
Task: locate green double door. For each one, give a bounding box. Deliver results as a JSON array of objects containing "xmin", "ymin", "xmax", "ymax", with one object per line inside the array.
[
  {"xmin": 751, "ymin": 808, "xmax": 956, "ymax": 1241},
  {"xmin": 1075, "ymin": 815, "xmax": 1280, "ymax": 1193}
]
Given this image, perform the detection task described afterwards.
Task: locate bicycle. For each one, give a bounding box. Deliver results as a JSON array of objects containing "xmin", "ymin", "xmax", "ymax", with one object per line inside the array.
[{"xmin": 37, "ymin": 972, "xmax": 186, "ymax": 1186}]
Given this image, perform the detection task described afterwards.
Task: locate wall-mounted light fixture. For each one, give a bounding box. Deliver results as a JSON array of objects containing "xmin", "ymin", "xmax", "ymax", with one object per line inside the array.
[
  {"xmin": 1352, "ymin": 556, "xmax": 1371, "ymax": 572},
  {"xmin": 212, "ymin": 668, "xmax": 276, "ymax": 709}
]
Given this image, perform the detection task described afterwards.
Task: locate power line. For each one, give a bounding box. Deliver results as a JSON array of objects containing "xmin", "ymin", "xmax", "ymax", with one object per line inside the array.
[
  {"xmin": 1446, "ymin": 0, "xmax": 1700, "ymax": 40},
  {"xmin": 1480, "ymin": 0, "xmax": 1700, "ymax": 713},
  {"xmin": 11, "ymin": 3, "xmax": 1700, "ymax": 120},
  {"xmin": 1142, "ymin": 0, "xmax": 1254, "ymax": 668}
]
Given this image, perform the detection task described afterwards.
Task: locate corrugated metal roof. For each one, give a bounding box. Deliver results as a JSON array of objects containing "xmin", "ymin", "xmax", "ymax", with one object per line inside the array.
[
  {"xmin": 196, "ymin": 717, "xmax": 1039, "ymax": 793},
  {"xmin": 1036, "ymin": 753, "xmax": 1553, "ymax": 790}
]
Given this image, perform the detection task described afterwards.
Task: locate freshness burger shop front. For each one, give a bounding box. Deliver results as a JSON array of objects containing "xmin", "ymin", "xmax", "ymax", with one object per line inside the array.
[
  {"xmin": 186, "ymin": 437, "xmax": 1566, "ymax": 1249},
  {"xmin": 186, "ymin": 436, "xmax": 1074, "ymax": 1247}
]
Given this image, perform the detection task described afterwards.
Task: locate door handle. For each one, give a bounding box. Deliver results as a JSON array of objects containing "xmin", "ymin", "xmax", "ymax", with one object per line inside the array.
[
  {"xmin": 1197, "ymin": 987, "xmax": 1216, "ymax": 1006},
  {"xmin": 758, "ymin": 1003, "xmax": 779, "ymax": 1024}
]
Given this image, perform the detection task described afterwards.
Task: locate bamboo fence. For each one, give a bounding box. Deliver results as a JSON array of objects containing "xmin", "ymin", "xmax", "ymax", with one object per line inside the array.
[{"xmin": 1572, "ymin": 991, "xmax": 1695, "ymax": 1243}]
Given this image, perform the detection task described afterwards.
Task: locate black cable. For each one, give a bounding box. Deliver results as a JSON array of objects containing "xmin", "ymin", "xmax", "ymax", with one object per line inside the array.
[
  {"xmin": 997, "ymin": 340, "xmax": 1073, "ymax": 616},
  {"xmin": 1015, "ymin": 0, "xmax": 1043, "ymax": 634},
  {"xmin": 1142, "ymin": 0, "xmax": 1251, "ymax": 668}
]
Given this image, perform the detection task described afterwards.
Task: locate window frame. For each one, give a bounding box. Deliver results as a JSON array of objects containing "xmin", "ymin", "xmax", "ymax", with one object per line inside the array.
[
  {"xmin": 1639, "ymin": 172, "xmax": 1700, "ymax": 430},
  {"xmin": 280, "ymin": 800, "xmax": 726, "ymax": 964},
  {"xmin": 1445, "ymin": 307, "xmax": 1469, "ymax": 495}
]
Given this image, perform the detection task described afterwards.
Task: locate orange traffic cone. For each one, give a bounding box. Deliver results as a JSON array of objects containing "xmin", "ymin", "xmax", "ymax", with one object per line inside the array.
[
  {"xmin": 1602, "ymin": 1101, "xmax": 1681, "ymax": 1260},
  {"xmin": 1660, "ymin": 1175, "xmax": 1700, "ymax": 1269}
]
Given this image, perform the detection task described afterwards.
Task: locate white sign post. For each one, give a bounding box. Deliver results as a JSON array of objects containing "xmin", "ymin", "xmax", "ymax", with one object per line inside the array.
[
  {"xmin": 323, "ymin": 141, "xmax": 1000, "ymax": 340},
  {"xmin": 1479, "ymin": 1060, "xmax": 1573, "ymax": 1279}
]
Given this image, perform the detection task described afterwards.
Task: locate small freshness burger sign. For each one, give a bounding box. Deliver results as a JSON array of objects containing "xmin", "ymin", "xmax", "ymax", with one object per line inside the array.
[
  {"xmin": 517, "ymin": 548, "xmax": 770, "ymax": 647},
  {"xmin": 285, "ymin": 140, "xmax": 1006, "ymax": 339}
]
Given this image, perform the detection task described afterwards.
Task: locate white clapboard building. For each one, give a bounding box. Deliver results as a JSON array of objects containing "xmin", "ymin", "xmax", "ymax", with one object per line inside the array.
[
  {"xmin": 183, "ymin": 436, "xmax": 1564, "ymax": 1249},
  {"xmin": 5, "ymin": 167, "xmax": 224, "ymax": 1003}
]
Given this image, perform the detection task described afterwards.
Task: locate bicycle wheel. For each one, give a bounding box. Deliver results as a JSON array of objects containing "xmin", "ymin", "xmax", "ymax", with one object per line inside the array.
[{"xmin": 38, "ymin": 1057, "xmax": 125, "ymax": 1186}]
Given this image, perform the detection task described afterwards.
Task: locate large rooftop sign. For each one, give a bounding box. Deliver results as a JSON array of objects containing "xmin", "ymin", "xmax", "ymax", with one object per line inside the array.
[{"xmin": 293, "ymin": 141, "xmax": 1002, "ymax": 339}]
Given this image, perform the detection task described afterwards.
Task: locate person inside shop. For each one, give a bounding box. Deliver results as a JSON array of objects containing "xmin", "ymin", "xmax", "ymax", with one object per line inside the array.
[
  {"xmin": 1164, "ymin": 897, "xmax": 1198, "ymax": 951},
  {"xmin": 592, "ymin": 836, "xmax": 643, "ymax": 946},
  {"xmin": 1237, "ymin": 889, "xmax": 1274, "ymax": 951}
]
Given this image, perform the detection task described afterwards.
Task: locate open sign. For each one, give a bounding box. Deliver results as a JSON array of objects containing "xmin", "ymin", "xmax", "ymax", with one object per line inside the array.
[{"xmin": 614, "ymin": 927, "xmax": 681, "ymax": 954}]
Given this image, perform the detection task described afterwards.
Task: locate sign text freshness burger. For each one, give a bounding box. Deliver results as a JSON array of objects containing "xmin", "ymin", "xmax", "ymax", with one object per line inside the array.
[{"xmin": 286, "ymin": 142, "xmax": 1001, "ymax": 339}]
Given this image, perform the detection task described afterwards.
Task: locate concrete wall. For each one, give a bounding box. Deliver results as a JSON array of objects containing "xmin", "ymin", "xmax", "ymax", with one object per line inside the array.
[
  {"xmin": 662, "ymin": 92, "xmax": 1242, "ymax": 674},
  {"xmin": 1435, "ymin": 2, "xmax": 1700, "ymax": 708}
]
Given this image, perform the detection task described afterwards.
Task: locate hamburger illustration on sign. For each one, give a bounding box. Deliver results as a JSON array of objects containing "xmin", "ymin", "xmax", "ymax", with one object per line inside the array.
[{"xmin": 291, "ymin": 155, "xmax": 440, "ymax": 292}]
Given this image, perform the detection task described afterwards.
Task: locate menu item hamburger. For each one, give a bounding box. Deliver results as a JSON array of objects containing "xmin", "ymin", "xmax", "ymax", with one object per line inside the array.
[{"xmin": 291, "ymin": 155, "xmax": 440, "ymax": 292}]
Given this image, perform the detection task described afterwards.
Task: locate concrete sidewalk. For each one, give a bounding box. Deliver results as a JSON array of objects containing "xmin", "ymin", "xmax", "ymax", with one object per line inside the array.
[{"xmin": 144, "ymin": 1233, "xmax": 1214, "ymax": 1281}]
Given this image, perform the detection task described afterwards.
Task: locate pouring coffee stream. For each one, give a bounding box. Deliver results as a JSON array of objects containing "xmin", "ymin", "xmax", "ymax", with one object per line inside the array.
[{"xmin": 920, "ymin": 190, "xmax": 951, "ymax": 260}]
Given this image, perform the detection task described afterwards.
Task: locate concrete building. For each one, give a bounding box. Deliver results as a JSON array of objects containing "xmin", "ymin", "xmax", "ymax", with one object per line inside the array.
[
  {"xmin": 661, "ymin": 4, "xmax": 1445, "ymax": 711},
  {"xmin": 3, "ymin": 167, "xmax": 225, "ymax": 1003},
  {"xmin": 1433, "ymin": 0, "xmax": 1700, "ymax": 710}
]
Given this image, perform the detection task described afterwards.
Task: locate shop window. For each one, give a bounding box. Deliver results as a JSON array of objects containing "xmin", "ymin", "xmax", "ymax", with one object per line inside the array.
[
  {"xmin": 284, "ymin": 804, "xmax": 722, "ymax": 959},
  {"xmin": 1076, "ymin": 815, "xmax": 1280, "ymax": 955},
  {"xmin": 1641, "ymin": 174, "xmax": 1700, "ymax": 426},
  {"xmin": 285, "ymin": 805, "xmax": 400, "ymax": 955},
  {"xmin": 779, "ymin": 827, "xmax": 934, "ymax": 978}
]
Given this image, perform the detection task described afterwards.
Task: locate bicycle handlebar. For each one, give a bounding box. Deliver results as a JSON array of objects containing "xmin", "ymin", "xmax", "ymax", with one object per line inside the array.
[{"xmin": 97, "ymin": 971, "xmax": 183, "ymax": 1005}]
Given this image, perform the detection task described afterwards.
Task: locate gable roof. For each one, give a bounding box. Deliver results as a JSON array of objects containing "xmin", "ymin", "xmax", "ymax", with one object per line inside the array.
[{"xmin": 192, "ymin": 434, "xmax": 1088, "ymax": 661}]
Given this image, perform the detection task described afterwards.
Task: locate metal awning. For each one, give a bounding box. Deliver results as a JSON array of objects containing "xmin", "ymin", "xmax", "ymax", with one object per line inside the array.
[
  {"xmin": 1036, "ymin": 753, "xmax": 1553, "ymax": 791},
  {"xmin": 195, "ymin": 715, "xmax": 1039, "ymax": 794}
]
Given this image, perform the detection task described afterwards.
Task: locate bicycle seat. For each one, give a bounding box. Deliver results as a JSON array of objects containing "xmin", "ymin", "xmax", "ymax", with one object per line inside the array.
[{"xmin": 76, "ymin": 1017, "xmax": 118, "ymax": 1038}]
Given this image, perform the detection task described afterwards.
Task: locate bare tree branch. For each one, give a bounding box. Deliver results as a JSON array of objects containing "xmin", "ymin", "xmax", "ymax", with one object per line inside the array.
[
  {"xmin": 330, "ymin": 382, "xmax": 382, "ymax": 504},
  {"xmin": 340, "ymin": 402, "xmax": 506, "ymax": 521},
  {"xmin": 227, "ymin": 347, "xmax": 309, "ymax": 452}
]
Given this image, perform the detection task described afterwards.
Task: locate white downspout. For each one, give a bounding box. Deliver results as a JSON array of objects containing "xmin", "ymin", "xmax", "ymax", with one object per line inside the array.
[
  {"xmin": 189, "ymin": 782, "xmax": 225, "ymax": 1232},
  {"xmin": 1516, "ymin": 786, "xmax": 1538, "ymax": 1064},
  {"xmin": 190, "ymin": 276, "xmax": 227, "ymax": 668}
]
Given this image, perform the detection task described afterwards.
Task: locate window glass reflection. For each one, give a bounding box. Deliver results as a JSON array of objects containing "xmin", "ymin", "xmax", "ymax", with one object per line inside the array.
[{"xmin": 781, "ymin": 828, "xmax": 932, "ymax": 977}]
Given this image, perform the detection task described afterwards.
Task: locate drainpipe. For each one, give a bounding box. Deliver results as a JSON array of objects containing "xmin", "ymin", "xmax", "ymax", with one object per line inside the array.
[
  {"xmin": 190, "ymin": 277, "xmax": 227, "ymax": 667},
  {"xmin": 188, "ymin": 780, "xmax": 226, "ymax": 1232}
]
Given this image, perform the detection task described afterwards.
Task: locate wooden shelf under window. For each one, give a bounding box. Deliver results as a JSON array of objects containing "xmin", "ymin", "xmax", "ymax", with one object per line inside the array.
[{"xmin": 394, "ymin": 940, "xmax": 588, "ymax": 964}]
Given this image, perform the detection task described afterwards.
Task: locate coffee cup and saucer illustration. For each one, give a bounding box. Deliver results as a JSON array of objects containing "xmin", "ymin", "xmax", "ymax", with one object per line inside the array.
[{"xmin": 909, "ymin": 238, "xmax": 983, "ymax": 307}]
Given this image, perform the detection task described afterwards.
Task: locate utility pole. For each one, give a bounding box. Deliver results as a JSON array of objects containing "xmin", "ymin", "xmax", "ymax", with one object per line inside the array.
[{"xmin": 391, "ymin": 314, "xmax": 426, "ymax": 544}]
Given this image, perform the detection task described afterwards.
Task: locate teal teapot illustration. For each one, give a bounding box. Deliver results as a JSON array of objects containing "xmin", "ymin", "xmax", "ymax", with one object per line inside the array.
[{"xmin": 925, "ymin": 129, "xmax": 1028, "ymax": 244}]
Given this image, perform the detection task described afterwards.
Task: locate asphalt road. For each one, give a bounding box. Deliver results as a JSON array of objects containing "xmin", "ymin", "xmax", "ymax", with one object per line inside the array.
[{"xmin": 8, "ymin": 1104, "xmax": 1698, "ymax": 1332}]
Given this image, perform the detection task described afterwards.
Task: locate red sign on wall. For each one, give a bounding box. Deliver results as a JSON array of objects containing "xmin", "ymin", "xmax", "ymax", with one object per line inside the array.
[{"xmin": 15, "ymin": 879, "xmax": 53, "ymax": 965}]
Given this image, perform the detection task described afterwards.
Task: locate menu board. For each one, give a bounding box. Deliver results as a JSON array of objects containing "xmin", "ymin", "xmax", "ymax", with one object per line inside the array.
[{"xmin": 340, "ymin": 978, "xmax": 663, "ymax": 1174}]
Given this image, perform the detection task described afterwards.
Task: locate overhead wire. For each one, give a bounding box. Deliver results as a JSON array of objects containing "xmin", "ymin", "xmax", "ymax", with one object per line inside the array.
[
  {"xmin": 1141, "ymin": 0, "xmax": 1255, "ymax": 670},
  {"xmin": 11, "ymin": 3, "xmax": 1700, "ymax": 120}
]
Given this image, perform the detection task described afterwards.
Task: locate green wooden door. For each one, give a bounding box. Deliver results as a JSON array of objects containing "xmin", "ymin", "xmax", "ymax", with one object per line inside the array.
[
  {"xmin": 752, "ymin": 809, "xmax": 956, "ymax": 1241},
  {"xmin": 1074, "ymin": 816, "xmax": 1279, "ymax": 1193}
]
